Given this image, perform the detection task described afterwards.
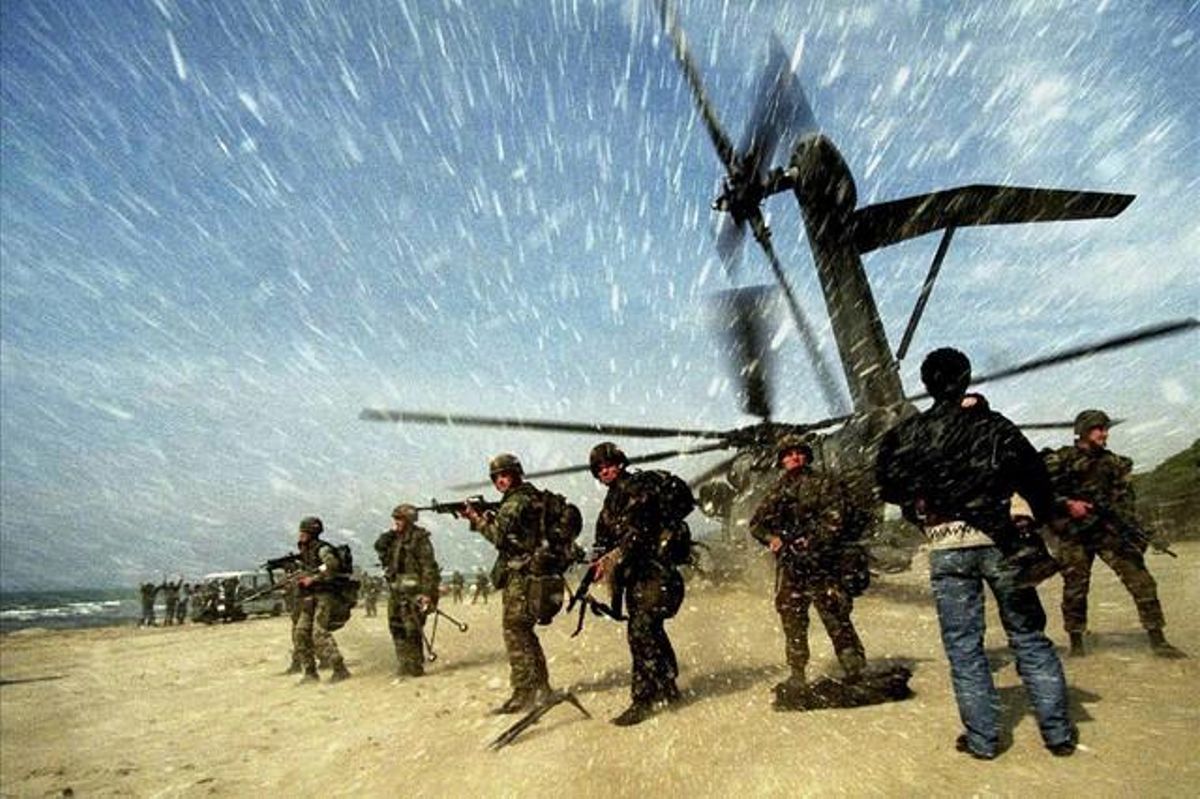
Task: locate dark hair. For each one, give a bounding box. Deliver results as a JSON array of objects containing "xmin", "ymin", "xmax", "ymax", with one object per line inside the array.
[{"xmin": 921, "ymin": 348, "xmax": 972, "ymax": 400}]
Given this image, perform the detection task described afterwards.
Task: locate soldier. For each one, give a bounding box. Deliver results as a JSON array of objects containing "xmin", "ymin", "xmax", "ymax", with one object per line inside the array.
[
  {"xmin": 161, "ymin": 579, "xmax": 181, "ymax": 626},
  {"xmin": 138, "ymin": 582, "xmax": 159, "ymax": 627},
  {"xmin": 362, "ymin": 574, "xmax": 380, "ymax": 618},
  {"xmin": 589, "ymin": 442, "xmax": 690, "ymax": 726},
  {"xmin": 461, "ymin": 454, "xmax": 552, "ymax": 714},
  {"xmin": 472, "ymin": 571, "xmax": 490, "ymax": 605},
  {"xmin": 293, "ymin": 516, "xmax": 352, "ymax": 683},
  {"xmin": 876, "ymin": 348, "xmax": 1075, "ymax": 759},
  {"xmin": 175, "ymin": 583, "xmax": 190, "ymax": 625},
  {"xmin": 750, "ymin": 435, "xmax": 867, "ymax": 708},
  {"xmin": 375, "ymin": 504, "xmax": 441, "ymax": 677},
  {"xmin": 450, "ymin": 571, "xmax": 465, "ymax": 604},
  {"xmin": 1044, "ymin": 410, "xmax": 1185, "ymax": 659}
]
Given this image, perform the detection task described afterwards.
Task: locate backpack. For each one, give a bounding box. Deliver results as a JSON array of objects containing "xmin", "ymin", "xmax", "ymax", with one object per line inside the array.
[
  {"xmin": 642, "ymin": 470, "xmax": 697, "ymax": 566},
  {"xmin": 527, "ymin": 489, "xmax": 584, "ymax": 577},
  {"xmin": 319, "ymin": 542, "xmax": 360, "ymax": 630}
]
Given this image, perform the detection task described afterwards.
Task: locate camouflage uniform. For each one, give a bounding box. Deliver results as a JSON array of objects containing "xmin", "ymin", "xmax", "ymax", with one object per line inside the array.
[
  {"xmin": 450, "ymin": 571, "xmax": 465, "ymax": 603},
  {"xmin": 595, "ymin": 470, "xmax": 687, "ymax": 710},
  {"xmin": 294, "ymin": 537, "xmax": 349, "ymax": 678},
  {"xmin": 139, "ymin": 582, "xmax": 158, "ymax": 627},
  {"xmin": 362, "ymin": 576, "xmax": 380, "ymax": 617},
  {"xmin": 375, "ymin": 524, "xmax": 440, "ymax": 676},
  {"xmin": 472, "ymin": 573, "xmax": 489, "ymax": 604},
  {"xmin": 1044, "ymin": 444, "xmax": 1167, "ymax": 638},
  {"xmin": 471, "ymin": 482, "xmax": 550, "ymax": 703},
  {"xmin": 162, "ymin": 581, "xmax": 181, "ymax": 626},
  {"xmin": 750, "ymin": 466, "xmax": 867, "ymax": 684}
]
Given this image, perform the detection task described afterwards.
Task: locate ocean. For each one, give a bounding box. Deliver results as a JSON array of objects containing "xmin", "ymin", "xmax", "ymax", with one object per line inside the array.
[{"xmin": 0, "ymin": 588, "xmax": 147, "ymax": 632}]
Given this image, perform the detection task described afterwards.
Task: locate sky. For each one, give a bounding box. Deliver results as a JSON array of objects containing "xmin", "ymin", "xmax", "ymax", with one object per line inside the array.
[{"xmin": 1, "ymin": 0, "xmax": 1197, "ymax": 591}]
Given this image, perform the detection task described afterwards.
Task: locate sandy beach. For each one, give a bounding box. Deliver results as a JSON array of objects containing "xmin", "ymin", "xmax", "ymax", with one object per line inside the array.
[{"xmin": 2, "ymin": 542, "xmax": 1197, "ymax": 798}]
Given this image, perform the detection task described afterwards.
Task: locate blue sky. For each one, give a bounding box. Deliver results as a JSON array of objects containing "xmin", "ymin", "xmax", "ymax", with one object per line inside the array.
[{"xmin": 2, "ymin": 0, "xmax": 1197, "ymax": 590}]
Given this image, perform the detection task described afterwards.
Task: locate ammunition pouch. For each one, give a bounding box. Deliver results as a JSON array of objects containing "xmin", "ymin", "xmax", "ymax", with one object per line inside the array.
[
  {"xmin": 526, "ymin": 574, "xmax": 566, "ymax": 625},
  {"xmin": 625, "ymin": 564, "xmax": 684, "ymax": 621},
  {"xmin": 838, "ymin": 544, "xmax": 871, "ymax": 597}
]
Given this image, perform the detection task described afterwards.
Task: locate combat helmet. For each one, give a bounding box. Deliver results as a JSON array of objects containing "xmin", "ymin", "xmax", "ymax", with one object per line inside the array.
[
  {"xmin": 1073, "ymin": 409, "xmax": 1112, "ymax": 437},
  {"xmin": 775, "ymin": 433, "xmax": 813, "ymax": 467},
  {"xmin": 392, "ymin": 504, "xmax": 418, "ymax": 523},
  {"xmin": 488, "ymin": 452, "xmax": 524, "ymax": 478},
  {"xmin": 589, "ymin": 441, "xmax": 628, "ymax": 477},
  {"xmin": 299, "ymin": 516, "xmax": 324, "ymax": 536}
]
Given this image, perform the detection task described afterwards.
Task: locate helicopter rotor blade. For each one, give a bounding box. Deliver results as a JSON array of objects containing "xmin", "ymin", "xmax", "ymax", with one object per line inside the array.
[
  {"xmin": 908, "ymin": 318, "xmax": 1199, "ymax": 400},
  {"xmin": 715, "ymin": 286, "xmax": 776, "ymax": 420},
  {"xmin": 749, "ymin": 211, "xmax": 849, "ymax": 416},
  {"xmin": 657, "ymin": 0, "xmax": 737, "ymax": 174},
  {"xmin": 715, "ymin": 214, "xmax": 746, "ymax": 277},
  {"xmin": 359, "ymin": 409, "xmax": 733, "ymax": 440},
  {"xmin": 739, "ymin": 37, "xmax": 818, "ymax": 186},
  {"xmin": 688, "ymin": 454, "xmax": 739, "ymax": 488},
  {"xmin": 448, "ymin": 442, "xmax": 732, "ymax": 490}
]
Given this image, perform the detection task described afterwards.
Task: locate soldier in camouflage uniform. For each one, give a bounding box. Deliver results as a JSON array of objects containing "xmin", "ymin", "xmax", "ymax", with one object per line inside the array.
[
  {"xmin": 375, "ymin": 504, "xmax": 441, "ymax": 677},
  {"xmin": 462, "ymin": 454, "xmax": 552, "ymax": 713},
  {"xmin": 1044, "ymin": 410, "xmax": 1185, "ymax": 658},
  {"xmin": 294, "ymin": 516, "xmax": 352, "ymax": 683},
  {"xmin": 751, "ymin": 435, "xmax": 867, "ymax": 706},
  {"xmin": 590, "ymin": 442, "xmax": 689, "ymax": 726}
]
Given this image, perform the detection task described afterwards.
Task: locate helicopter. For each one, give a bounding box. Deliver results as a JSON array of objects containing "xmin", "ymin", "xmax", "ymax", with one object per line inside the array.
[{"xmin": 360, "ymin": 1, "xmax": 1198, "ymax": 559}]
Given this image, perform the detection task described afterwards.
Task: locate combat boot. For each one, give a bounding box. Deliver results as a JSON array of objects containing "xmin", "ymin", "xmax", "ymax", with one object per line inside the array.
[
  {"xmin": 1069, "ymin": 632, "xmax": 1087, "ymax": 658},
  {"xmin": 1147, "ymin": 629, "xmax": 1187, "ymax": 659},
  {"xmin": 282, "ymin": 662, "xmax": 302, "ymax": 676},
  {"xmin": 297, "ymin": 667, "xmax": 320, "ymax": 685},
  {"xmin": 492, "ymin": 691, "xmax": 534, "ymax": 715},
  {"xmin": 329, "ymin": 663, "xmax": 352, "ymax": 683},
  {"xmin": 611, "ymin": 700, "xmax": 659, "ymax": 727}
]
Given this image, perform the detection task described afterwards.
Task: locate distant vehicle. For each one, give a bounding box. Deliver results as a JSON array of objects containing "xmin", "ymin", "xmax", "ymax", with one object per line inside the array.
[{"xmin": 199, "ymin": 570, "xmax": 284, "ymax": 619}]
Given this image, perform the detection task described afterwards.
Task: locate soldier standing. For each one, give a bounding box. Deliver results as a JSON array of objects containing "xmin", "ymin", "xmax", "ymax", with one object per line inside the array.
[
  {"xmin": 461, "ymin": 454, "xmax": 552, "ymax": 714},
  {"xmin": 750, "ymin": 435, "xmax": 867, "ymax": 708},
  {"xmin": 450, "ymin": 571, "xmax": 465, "ymax": 604},
  {"xmin": 472, "ymin": 572, "xmax": 490, "ymax": 604},
  {"xmin": 294, "ymin": 516, "xmax": 352, "ymax": 683},
  {"xmin": 589, "ymin": 442, "xmax": 690, "ymax": 726},
  {"xmin": 161, "ymin": 579, "xmax": 181, "ymax": 626},
  {"xmin": 1044, "ymin": 410, "xmax": 1185, "ymax": 658},
  {"xmin": 375, "ymin": 505, "xmax": 441, "ymax": 677},
  {"xmin": 876, "ymin": 348, "xmax": 1075, "ymax": 760},
  {"xmin": 175, "ymin": 583, "xmax": 190, "ymax": 625},
  {"xmin": 138, "ymin": 582, "xmax": 159, "ymax": 627},
  {"xmin": 362, "ymin": 575, "xmax": 380, "ymax": 618}
]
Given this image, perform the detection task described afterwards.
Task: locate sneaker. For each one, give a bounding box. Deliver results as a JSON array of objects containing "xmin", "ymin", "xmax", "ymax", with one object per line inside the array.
[
  {"xmin": 611, "ymin": 701, "xmax": 658, "ymax": 727},
  {"xmin": 1047, "ymin": 727, "xmax": 1079, "ymax": 757},
  {"xmin": 955, "ymin": 734, "xmax": 997, "ymax": 761}
]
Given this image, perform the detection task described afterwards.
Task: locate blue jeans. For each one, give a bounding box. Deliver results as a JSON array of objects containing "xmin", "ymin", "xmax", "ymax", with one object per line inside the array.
[{"xmin": 930, "ymin": 546, "xmax": 1073, "ymax": 756}]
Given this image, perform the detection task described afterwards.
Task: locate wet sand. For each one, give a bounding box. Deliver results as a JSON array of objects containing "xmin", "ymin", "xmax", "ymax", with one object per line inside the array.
[{"xmin": 2, "ymin": 542, "xmax": 1197, "ymax": 797}]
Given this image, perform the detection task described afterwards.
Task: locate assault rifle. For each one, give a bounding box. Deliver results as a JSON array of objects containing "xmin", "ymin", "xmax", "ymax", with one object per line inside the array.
[
  {"xmin": 566, "ymin": 559, "xmax": 625, "ymax": 638},
  {"xmin": 415, "ymin": 496, "xmax": 502, "ymax": 519},
  {"xmin": 1095, "ymin": 506, "xmax": 1178, "ymax": 558},
  {"xmin": 263, "ymin": 552, "xmax": 304, "ymax": 572}
]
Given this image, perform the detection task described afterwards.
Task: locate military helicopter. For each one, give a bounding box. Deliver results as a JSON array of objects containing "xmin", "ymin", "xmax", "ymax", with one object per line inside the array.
[{"xmin": 360, "ymin": 1, "xmax": 1198, "ymax": 554}]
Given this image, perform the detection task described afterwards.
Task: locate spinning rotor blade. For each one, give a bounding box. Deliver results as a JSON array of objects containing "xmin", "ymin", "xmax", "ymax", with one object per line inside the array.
[
  {"xmin": 1017, "ymin": 421, "xmax": 1091, "ymax": 430},
  {"xmin": 715, "ymin": 286, "xmax": 776, "ymax": 420},
  {"xmin": 739, "ymin": 38, "xmax": 818, "ymax": 186},
  {"xmin": 750, "ymin": 212, "xmax": 849, "ymax": 416},
  {"xmin": 909, "ymin": 318, "xmax": 1199, "ymax": 400},
  {"xmin": 715, "ymin": 214, "xmax": 746, "ymax": 276},
  {"xmin": 688, "ymin": 454, "xmax": 738, "ymax": 488},
  {"xmin": 359, "ymin": 409, "xmax": 730, "ymax": 440},
  {"xmin": 658, "ymin": 0, "xmax": 736, "ymax": 172},
  {"xmin": 449, "ymin": 442, "xmax": 731, "ymax": 490}
]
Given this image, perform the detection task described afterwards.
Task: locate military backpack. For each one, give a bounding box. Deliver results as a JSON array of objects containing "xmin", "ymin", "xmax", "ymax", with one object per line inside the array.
[{"xmin": 641, "ymin": 469, "xmax": 697, "ymax": 566}]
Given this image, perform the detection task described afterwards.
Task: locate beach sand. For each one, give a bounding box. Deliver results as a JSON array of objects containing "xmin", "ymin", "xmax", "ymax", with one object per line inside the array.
[{"xmin": 2, "ymin": 542, "xmax": 1197, "ymax": 798}]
